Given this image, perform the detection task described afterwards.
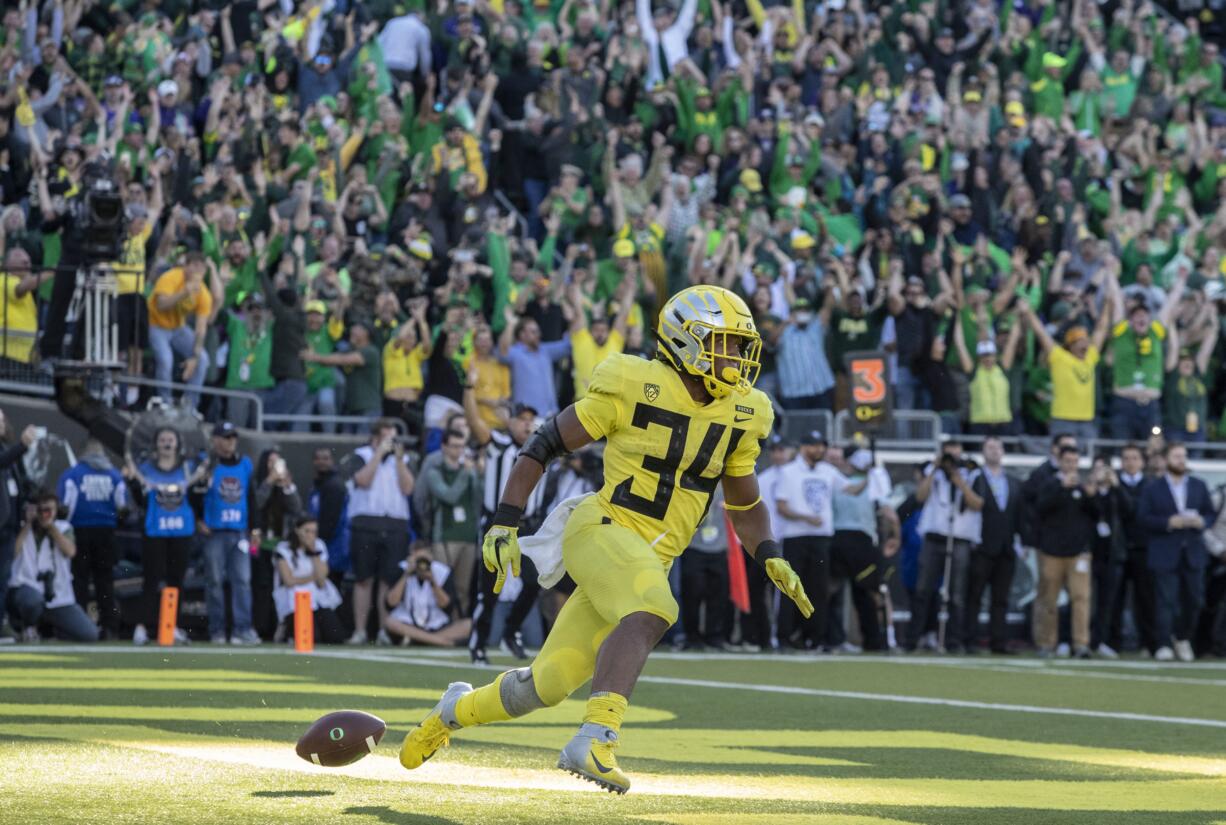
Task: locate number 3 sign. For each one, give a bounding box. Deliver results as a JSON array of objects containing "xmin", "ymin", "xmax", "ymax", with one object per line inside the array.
[{"xmin": 845, "ymin": 351, "xmax": 892, "ymax": 432}]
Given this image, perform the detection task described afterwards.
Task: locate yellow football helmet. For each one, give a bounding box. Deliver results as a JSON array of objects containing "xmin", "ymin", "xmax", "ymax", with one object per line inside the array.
[{"xmin": 656, "ymin": 285, "xmax": 762, "ymax": 398}]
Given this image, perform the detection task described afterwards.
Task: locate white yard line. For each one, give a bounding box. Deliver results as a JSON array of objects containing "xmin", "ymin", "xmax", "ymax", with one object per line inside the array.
[{"xmin": 7, "ymin": 645, "xmax": 1226, "ymax": 730}]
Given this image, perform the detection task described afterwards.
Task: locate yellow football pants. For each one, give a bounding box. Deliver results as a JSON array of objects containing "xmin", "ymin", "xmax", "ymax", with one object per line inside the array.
[{"xmin": 527, "ymin": 498, "xmax": 679, "ymax": 706}]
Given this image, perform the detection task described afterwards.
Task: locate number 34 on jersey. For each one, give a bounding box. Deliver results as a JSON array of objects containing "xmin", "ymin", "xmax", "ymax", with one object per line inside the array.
[{"xmin": 574, "ymin": 354, "xmax": 773, "ymax": 561}]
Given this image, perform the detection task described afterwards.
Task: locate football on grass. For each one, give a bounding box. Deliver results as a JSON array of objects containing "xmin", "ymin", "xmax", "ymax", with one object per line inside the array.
[{"xmin": 296, "ymin": 710, "xmax": 387, "ymax": 767}]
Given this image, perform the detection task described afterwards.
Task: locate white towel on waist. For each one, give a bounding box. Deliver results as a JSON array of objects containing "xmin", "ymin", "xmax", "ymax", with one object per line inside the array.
[{"xmin": 520, "ymin": 493, "xmax": 593, "ymax": 588}]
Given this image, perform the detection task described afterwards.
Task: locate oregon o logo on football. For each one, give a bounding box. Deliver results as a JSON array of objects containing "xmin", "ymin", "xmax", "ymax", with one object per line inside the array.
[{"xmin": 329, "ymin": 727, "xmax": 345, "ymax": 741}]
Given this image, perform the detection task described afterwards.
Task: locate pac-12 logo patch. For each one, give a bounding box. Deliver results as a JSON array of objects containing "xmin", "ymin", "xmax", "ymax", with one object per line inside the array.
[{"xmin": 644, "ymin": 383, "xmax": 660, "ymax": 402}]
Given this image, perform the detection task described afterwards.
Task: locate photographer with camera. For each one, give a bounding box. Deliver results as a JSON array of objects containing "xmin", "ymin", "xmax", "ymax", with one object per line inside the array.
[
  {"xmin": 905, "ymin": 440, "xmax": 983, "ymax": 653},
  {"xmin": 421, "ymin": 429, "xmax": 481, "ymax": 616},
  {"xmin": 5, "ymin": 490, "xmax": 97, "ymax": 642},
  {"xmin": 384, "ymin": 545, "xmax": 471, "ymax": 647},
  {"xmin": 344, "ymin": 418, "xmax": 416, "ymax": 645},
  {"xmin": 0, "ymin": 411, "xmax": 38, "ymax": 643},
  {"xmin": 1034, "ymin": 445, "xmax": 1099, "ymax": 659}
]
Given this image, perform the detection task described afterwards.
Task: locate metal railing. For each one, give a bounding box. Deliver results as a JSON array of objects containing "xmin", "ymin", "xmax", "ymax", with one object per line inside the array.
[
  {"xmin": 112, "ymin": 375, "xmax": 265, "ymax": 431},
  {"xmin": 832, "ymin": 410, "xmax": 943, "ymax": 449},
  {"xmin": 776, "ymin": 408, "xmax": 834, "ymax": 444}
]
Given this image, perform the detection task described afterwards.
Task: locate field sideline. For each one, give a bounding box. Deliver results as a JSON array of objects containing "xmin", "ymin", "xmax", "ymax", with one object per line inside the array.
[{"xmin": 3, "ymin": 646, "xmax": 1226, "ymax": 825}]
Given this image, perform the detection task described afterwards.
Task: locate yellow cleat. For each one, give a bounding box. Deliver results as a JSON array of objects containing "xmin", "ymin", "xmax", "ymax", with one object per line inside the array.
[
  {"xmin": 399, "ymin": 681, "xmax": 471, "ymax": 769},
  {"xmin": 557, "ymin": 723, "xmax": 631, "ymax": 794}
]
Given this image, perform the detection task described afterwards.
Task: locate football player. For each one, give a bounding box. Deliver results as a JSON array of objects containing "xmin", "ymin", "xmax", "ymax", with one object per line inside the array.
[{"xmin": 399, "ymin": 285, "xmax": 813, "ymax": 793}]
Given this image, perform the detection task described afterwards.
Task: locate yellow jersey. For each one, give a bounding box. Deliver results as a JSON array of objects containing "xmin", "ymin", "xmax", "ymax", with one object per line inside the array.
[
  {"xmin": 382, "ymin": 339, "xmax": 427, "ymax": 393},
  {"xmin": 1049, "ymin": 345, "xmax": 1099, "ymax": 422},
  {"xmin": 571, "ymin": 327, "xmax": 625, "ymax": 399},
  {"xmin": 147, "ymin": 268, "xmax": 213, "ymax": 331},
  {"xmin": 111, "ymin": 222, "xmax": 153, "ymax": 295},
  {"xmin": 0, "ymin": 272, "xmax": 37, "ymax": 363},
  {"xmin": 574, "ymin": 354, "xmax": 773, "ymax": 561}
]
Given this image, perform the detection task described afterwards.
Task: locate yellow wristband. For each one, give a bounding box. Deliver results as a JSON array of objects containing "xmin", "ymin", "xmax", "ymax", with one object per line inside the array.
[{"xmin": 722, "ymin": 495, "xmax": 761, "ymax": 512}]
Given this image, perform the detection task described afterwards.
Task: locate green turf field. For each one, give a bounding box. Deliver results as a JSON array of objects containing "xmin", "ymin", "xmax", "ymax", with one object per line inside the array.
[{"xmin": 2, "ymin": 646, "xmax": 1226, "ymax": 825}]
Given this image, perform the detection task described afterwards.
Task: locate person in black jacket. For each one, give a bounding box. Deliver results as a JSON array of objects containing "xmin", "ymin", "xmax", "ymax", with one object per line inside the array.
[
  {"xmin": 0, "ymin": 410, "xmax": 36, "ymax": 643},
  {"xmin": 1021, "ymin": 432, "xmax": 1077, "ymax": 551},
  {"xmin": 309, "ymin": 447, "xmax": 350, "ymax": 589},
  {"xmin": 1113, "ymin": 443, "xmax": 1157, "ymax": 654},
  {"xmin": 260, "ymin": 256, "xmax": 308, "ymax": 432},
  {"xmin": 1087, "ymin": 454, "xmax": 1132, "ymax": 659},
  {"xmin": 966, "ymin": 437, "xmax": 1021, "ymax": 654},
  {"xmin": 1034, "ymin": 445, "xmax": 1098, "ymax": 659}
]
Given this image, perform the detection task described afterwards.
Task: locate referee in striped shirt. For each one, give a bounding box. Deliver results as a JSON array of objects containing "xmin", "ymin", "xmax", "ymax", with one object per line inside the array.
[{"xmin": 463, "ymin": 387, "xmax": 549, "ymax": 664}]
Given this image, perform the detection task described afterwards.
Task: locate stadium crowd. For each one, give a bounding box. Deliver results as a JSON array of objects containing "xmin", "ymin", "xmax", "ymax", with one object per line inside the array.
[{"xmin": 1, "ymin": 0, "xmax": 1225, "ymax": 655}]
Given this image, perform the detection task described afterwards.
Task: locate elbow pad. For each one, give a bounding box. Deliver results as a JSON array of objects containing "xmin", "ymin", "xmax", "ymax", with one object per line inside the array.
[{"xmin": 519, "ymin": 416, "xmax": 567, "ymax": 468}]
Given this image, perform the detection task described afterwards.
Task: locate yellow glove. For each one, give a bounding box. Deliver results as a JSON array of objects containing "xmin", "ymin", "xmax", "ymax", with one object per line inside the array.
[
  {"xmin": 765, "ymin": 557, "xmax": 813, "ymax": 618},
  {"xmin": 482, "ymin": 524, "xmax": 521, "ymax": 594}
]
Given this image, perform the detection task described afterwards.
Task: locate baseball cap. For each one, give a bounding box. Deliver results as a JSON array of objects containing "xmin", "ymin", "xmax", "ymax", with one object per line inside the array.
[
  {"xmin": 848, "ymin": 450, "xmax": 873, "ymax": 472},
  {"xmin": 157, "ymin": 79, "xmax": 178, "ymax": 97},
  {"xmin": 1042, "ymin": 52, "xmax": 1067, "ymax": 70},
  {"xmin": 305, "ymin": 300, "xmax": 328, "ymax": 315},
  {"xmin": 104, "ymin": 75, "xmax": 124, "ymax": 87},
  {"xmin": 739, "ymin": 169, "xmax": 763, "ymax": 193},
  {"xmin": 243, "ymin": 291, "xmax": 266, "ymax": 308},
  {"xmin": 613, "ymin": 239, "xmax": 636, "ymax": 258},
  {"xmin": 791, "ymin": 231, "xmax": 816, "ymax": 250},
  {"xmin": 511, "ymin": 402, "xmax": 539, "ymax": 418},
  {"xmin": 800, "ymin": 430, "xmax": 827, "ymax": 446},
  {"xmin": 1063, "ymin": 326, "xmax": 1089, "ymax": 346},
  {"xmin": 976, "ymin": 340, "xmax": 998, "ymax": 357},
  {"xmin": 767, "ymin": 433, "xmax": 790, "ymax": 449},
  {"xmin": 214, "ymin": 421, "xmax": 239, "ymax": 438},
  {"xmin": 949, "ymin": 193, "xmax": 972, "ymax": 209}
]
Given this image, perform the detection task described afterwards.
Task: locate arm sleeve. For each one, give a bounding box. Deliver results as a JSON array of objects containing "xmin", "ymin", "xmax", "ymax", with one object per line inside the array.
[
  {"xmin": 573, "ymin": 356, "xmax": 628, "ymax": 440},
  {"xmin": 723, "ymin": 393, "xmax": 774, "ymax": 477},
  {"xmin": 59, "ymin": 474, "xmax": 77, "ymax": 522}
]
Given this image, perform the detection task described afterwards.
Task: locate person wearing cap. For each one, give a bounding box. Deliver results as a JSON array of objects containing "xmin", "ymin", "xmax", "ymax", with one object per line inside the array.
[
  {"xmin": 776, "ymin": 293, "xmax": 836, "ymax": 410},
  {"xmin": 56, "ymin": 439, "xmax": 128, "ymax": 640},
  {"xmin": 953, "ymin": 314, "xmax": 1022, "ymax": 437},
  {"xmin": 222, "ymin": 291, "xmax": 275, "ymax": 429},
  {"xmin": 774, "ymin": 430, "xmax": 866, "ymax": 651},
  {"xmin": 461, "ymin": 396, "xmax": 550, "ymax": 665},
  {"xmin": 296, "ymin": 300, "xmax": 343, "ymax": 433},
  {"xmin": 198, "ymin": 422, "xmax": 259, "ymax": 644},
  {"xmin": 1019, "ymin": 285, "xmax": 1115, "ymax": 442},
  {"xmin": 303, "ymin": 322, "xmax": 384, "ymax": 429},
  {"xmin": 1029, "ymin": 49, "xmax": 1081, "ymax": 121},
  {"xmin": 1107, "ymin": 277, "xmax": 1183, "ymax": 441},
  {"xmin": 830, "ymin": 448, "xmax": 898, "ymax": 652}
]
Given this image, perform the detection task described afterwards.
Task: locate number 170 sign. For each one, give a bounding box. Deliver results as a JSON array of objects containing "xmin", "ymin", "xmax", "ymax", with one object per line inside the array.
[{"xmin": 844, "ymin": 351, "xmax": 892, "ymax": 432}]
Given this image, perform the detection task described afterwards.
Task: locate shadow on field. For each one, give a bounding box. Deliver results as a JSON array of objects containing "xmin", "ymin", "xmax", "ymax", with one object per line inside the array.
[
  {"xmin": 251, "ymin": 790, "xmax": 337, "ymax": 799},
  {"xmin": 343, "ymin": 806, "xmax": 462, "ymax": 824}
]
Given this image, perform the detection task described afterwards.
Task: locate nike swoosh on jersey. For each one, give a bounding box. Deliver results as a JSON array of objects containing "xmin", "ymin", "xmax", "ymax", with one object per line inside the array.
[{"xmin": 590, "ymin": 752, "xmax": 614, "ymax": 774}]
